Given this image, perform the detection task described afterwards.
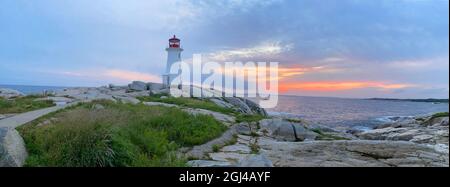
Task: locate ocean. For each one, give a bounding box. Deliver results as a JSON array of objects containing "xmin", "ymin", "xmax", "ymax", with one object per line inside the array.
[
  {"xmin": 0, "ymin": 84, "xmax": 66, "ymax": 94},
  {"xmin": 267, "ymin": 95, "xmax": 449, "ymax": 131},
  {"xmin": 2, "ymin": 85, "xmax": 448, "ymax": 130}
]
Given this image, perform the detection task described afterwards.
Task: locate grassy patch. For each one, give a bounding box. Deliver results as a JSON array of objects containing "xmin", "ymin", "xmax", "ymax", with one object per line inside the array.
[
  {"xmin": 149, "ymin": 92, "xmax": 170, "ymax": 98},
  {"xmin": 250, "ymin": 131, "xmax": 260, "ymax": 137},
  {"xmin": 18, "ymin": 100, "xmax": 227, "ymax": 167},
  {"xmin": 235, "ymin": 114, "xmax": 265, "ymax": 123},
  {"xmin": 315, "ymin": 134, "xmax": 349, "ymax": 141},
  {"xmin": 311, "ymin": 129, "xmax": 322, "ymax": 134},
  {"xmin": 137, "ymin": 96, "xmax": 236, "ymax": 115},
  {"xmin": 422, "ymin": 112, "xmax": 450, "ymax": 126},
  {"xmin": 0, "ymin": 95, "xmax": 55, "ymax": 114},
  {"xmin": 250, "ymin": 141, "xmax": 260, "ymax": 154},
  {"xmin": 312, "ymin": 128, "xmax": 350, "ymax": 141},
  {"xmin": 210, "ymin": 134, "xmax": 239, "ymax": 154},
  {"xmin": 431, "ymin": 112, "xmax": 449, "ymax": 119},
  {"xmin": 212, "ymin": 145, "xmax": 220, "ymax": 152},
  {"xmin": 227, "ymin": 134, "xmax": 239, "ymax": 145}
]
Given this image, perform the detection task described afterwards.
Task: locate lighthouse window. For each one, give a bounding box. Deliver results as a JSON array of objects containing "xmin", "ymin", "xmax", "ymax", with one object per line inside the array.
[{"xmin": 178, "ymin": 53, "xmax": 181, "ymax": 58}]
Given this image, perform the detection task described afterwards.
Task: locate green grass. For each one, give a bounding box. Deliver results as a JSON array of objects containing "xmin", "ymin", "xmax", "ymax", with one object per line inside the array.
[
  {"xmin": 311, "ymin": 129, "xmax": 350, "ymax": 141},
  {"xmin": 212, "ymin": 145, "xmax": 220, "ymax": 152},
  {"xmin": 18, "ymin": 100, "xmax": 227, "ymax": 167},
  {"xmin": 210, "ymin": 134, "xmax": 239, "ymax": 154},
  {"xmin": 137, "ymin": 96, "xmax": 236, "ymax": 115},
  {"xmin": 0, "ymin": 95, "xmax": 55, "ymax": 114},
  {"xmin": 421, "ymin": 112, "xmax": 450, "ymax": 125},
  {"xmin": 250, "ymin": 131, "xmax": 260, "ymax": 137},
  {"xmin": 249, "ymin": 141, "xmax": 260, "ymax": 154},
  {"xmin": 227, "ymin": 134, "xmax": 239, "ymax": 145},
  {"xmin": 235, "ymin": 114, "xmax": 265, "ymax": 123},
  {"xmin": 431, "ymin": 112, "xmax": 449, "ymax": 119},
  {"xmin": 311, "ymin": 129, "xmax": 322, "ymax": 134}
]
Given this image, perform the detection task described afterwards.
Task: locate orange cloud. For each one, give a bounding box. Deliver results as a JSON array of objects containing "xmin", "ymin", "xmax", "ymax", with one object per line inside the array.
[
  {"xmin": 278, "ymin": 67, "xmax": 307, "ymax": 78},
  {"xmin": 217, "ymin": 65, "xmax": 316, "ymax": 81},
  {"xmin": 279, "ymin": 81, "xmax": 414, "ymax": 92}
]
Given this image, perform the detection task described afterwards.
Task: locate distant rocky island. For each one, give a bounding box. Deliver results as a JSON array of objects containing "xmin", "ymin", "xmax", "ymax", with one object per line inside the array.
[
  {"xmin": 367, "ymin": 98, "xmax": 449, "ymax": 103},
  {"xmin": 1, "ymin": 82, "xmax": 449, "ymax": 167}
]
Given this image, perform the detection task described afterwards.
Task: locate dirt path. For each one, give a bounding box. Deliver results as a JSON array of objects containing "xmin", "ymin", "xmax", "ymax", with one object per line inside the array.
[{"xmin": 0, "ymin": 103, "xmax": 77, "ymax": 129}]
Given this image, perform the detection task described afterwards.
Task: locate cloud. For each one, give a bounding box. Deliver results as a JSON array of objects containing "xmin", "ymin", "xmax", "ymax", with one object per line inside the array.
[
  {"xmin": 59, "ymin": 71, "xmax": 84, "ymax": 77},
  {"xmin": 207, "ymin": 41, "xmax": 293, "ymax": 61},
  {"xmin": 387, "ymin": 57, "xmax": 449, "ymax": 71},
  {"xmin": 320, "ymin": 57, "xmax": 346, "ymax": 63}
]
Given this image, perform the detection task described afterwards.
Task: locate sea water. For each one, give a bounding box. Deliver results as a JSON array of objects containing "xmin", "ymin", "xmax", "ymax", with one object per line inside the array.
[{"xmin": 268, "ymin": 95, "xmax": 449, "ymax": 130}]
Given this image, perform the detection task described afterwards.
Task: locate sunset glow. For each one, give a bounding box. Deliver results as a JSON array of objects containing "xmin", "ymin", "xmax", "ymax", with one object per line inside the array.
[{"xmin": 279, "ymin": 81, "xmax": 414, "ymax": 92}]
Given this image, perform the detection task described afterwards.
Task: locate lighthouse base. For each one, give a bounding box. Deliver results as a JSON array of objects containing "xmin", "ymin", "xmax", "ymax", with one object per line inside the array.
[
  {"xmin": 162, "ymin": 74, "xmax": 169, "ymax": 88},
  {"xmin": 162, "ymin": 74, "xmax": 181, "ymax": 88}
]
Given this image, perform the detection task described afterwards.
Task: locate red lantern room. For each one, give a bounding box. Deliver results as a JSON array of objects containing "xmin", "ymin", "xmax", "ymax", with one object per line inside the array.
[{"xmin": 169, "ymin": 35, "xmax": 180, "ymax": 48}]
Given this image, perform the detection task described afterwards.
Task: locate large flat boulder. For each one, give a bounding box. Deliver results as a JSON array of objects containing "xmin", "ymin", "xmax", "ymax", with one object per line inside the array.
[
  {"xmin": 259, "ymin": 118, "xmax": 318, "ymax": 141},
  {"xmin": 358, "ymin": 116, "xmax": 449, "ymax": 145},
  {"xmin": 223, "ymin": 97, "xmax": 254, "ymax": 114},
  {"xmin": 55, "ymin": 87, "xmax": 116, "ymax": 102},
  {"xmin": 258, "ymin": 139, "xmax": 449, "ymax": 167},
  {"xmin": 128, "ymin": 81, "xmax": 148, "ymax": 91},
  {"xmin": 237, "ymin": 154, "xmax": 273, "ymax": 167},
  {"xmin": 0, "ymin": 88, "xmax": 24, "ymax": 99},
  {"xmin": 147, "ymin": 82, "xmax": 164, "ymax": 91},
  {"xmin": 0, "ymin": 127, "xmax": 28, "ymax": 167},
  {"xmin": 209, "ymin": 98, "xmax": 235, "ymax": 109},
  {"xmin": 243, "ymin": 98, "xmax": 268, "ymax": 116},
  {"xmin": 112, "ymin": 96, "xmax": 141, "ymax": 104}
]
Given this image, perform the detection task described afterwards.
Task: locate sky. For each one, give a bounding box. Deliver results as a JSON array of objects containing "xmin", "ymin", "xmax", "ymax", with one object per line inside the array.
[{"xmin": 0, "ymin": 0, "xmax": 448, "ymax": 98}]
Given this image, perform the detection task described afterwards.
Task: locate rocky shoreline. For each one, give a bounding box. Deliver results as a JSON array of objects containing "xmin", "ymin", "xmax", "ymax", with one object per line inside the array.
[
  {"xmin": 186, "ymin": 115, "xmax": 448, "ymax": 167},
  {"xmin": 1, "ymin": 82, "xmax": 449, "ymax": 167}
]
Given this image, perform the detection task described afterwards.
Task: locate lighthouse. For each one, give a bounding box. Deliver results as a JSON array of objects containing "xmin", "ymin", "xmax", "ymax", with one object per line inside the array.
[{"xmin": 162, "ymin": 35, "xmax": 183, "ymax": 87}]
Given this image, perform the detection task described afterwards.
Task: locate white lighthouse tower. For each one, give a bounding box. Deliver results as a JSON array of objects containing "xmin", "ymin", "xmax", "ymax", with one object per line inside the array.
[{"xmin": 162, "ymin": 35, "xmax": 183, "ymax": 87}]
